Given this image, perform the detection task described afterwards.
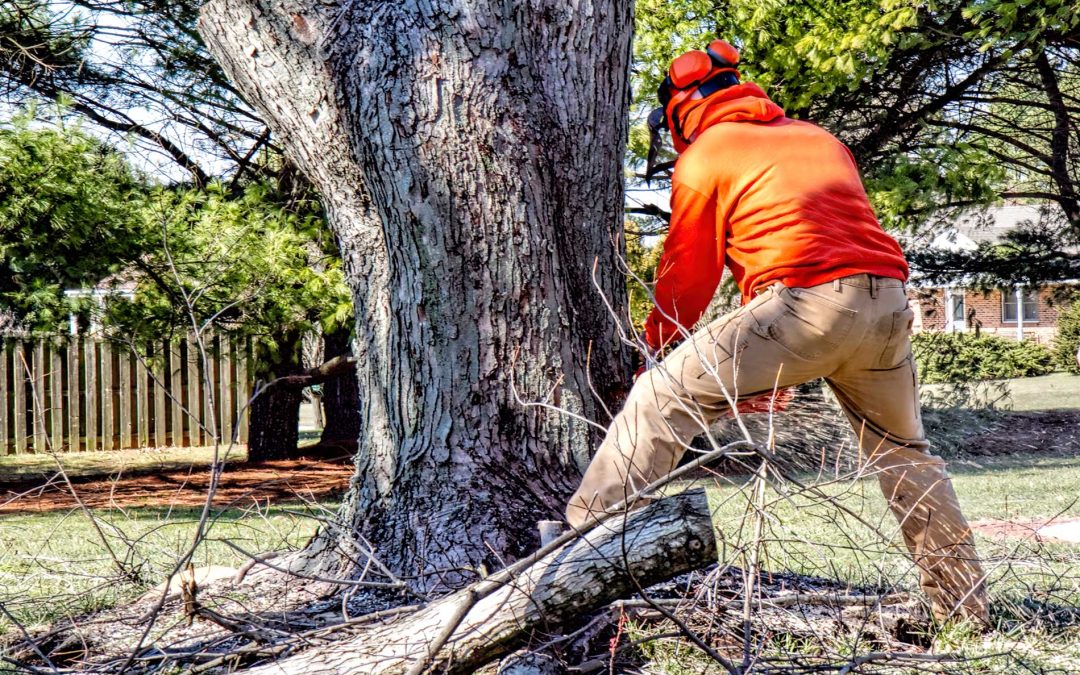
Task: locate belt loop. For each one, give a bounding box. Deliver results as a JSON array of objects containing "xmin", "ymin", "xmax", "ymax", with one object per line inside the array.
[
  {"xmin": 833, "ymin": 278, "xmax": 842, "ymax": 293},
  {"xmin": 869, "ymin": 275, "xmax": 878, "ymax": 299}
]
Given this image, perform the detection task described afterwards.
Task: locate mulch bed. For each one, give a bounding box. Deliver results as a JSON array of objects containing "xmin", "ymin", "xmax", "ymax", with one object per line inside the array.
[
  {"xmin": 956, "ymin": 409, "xmax": 1080, "ymax": 456},
  {"xmin": 0, "ymin": 457, "xmax": 354, "ymax": 514}
]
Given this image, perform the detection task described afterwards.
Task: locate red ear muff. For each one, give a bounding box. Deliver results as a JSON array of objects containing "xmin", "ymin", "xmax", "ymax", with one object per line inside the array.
[
  {"xmin": 706, "ymin": 39, "xmax": 740, "ymax": 68},
  {"xmin": 656, "ymin": 38, "xmax": 744, "ymax": 155},
  {"xmin": 668, "ymin": 50, "xmax": 713, "ymax": 89}
]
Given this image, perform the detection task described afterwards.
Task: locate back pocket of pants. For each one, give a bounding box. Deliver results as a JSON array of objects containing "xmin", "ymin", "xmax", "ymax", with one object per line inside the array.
[
  {"xmin": 749, "ymin": 289, "xmax": 856, "ymax": 361},
  {"xmin": 876, "ymin": 305, "xmax": 915, "ymax": 369}
]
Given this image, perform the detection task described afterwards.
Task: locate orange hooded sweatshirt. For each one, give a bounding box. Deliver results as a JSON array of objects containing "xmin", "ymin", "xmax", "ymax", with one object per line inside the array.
[{"xmin": 643, "ymin": 83, "xmax": 909, "ymax": 351}]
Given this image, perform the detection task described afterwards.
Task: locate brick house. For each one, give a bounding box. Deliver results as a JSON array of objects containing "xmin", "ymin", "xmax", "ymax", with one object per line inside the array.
[{"xmin": 908, "ymin": 205, "xmax": 1075, "ymax": 345}]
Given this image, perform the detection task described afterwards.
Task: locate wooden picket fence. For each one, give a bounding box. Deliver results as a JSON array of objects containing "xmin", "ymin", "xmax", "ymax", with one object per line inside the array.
[{"xmin": 0, "ymin": 334, "xmax": 251, "ymax": 454}]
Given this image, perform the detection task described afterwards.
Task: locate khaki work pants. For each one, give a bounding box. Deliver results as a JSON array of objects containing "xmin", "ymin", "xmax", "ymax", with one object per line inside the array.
[{"xmin": 566, "ymin": 274, "xmax": 989, "ymax": 623}]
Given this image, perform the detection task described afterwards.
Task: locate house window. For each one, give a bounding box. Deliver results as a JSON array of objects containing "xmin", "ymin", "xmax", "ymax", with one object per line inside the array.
[
  {"xmin": 1002, "ymin": 289, "xmax": 1038, "ymax": 322},
  {"xmin": 945, "ymin": 289, "xmax": 966, "ymax": 331},
  {"xmin": 951, "ymin": 294, "xmax": 966, "ymax": 324}
]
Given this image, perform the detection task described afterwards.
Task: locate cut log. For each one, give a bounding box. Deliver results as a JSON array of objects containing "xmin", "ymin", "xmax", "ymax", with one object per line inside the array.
[{"xmin": 242, "ymin": 488, "xmax": 716, "ymax": 674}]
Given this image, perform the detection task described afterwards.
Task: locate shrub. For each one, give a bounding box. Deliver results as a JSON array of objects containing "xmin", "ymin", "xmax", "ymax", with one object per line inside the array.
[
  {"xmin": 1052, "ymin": 298, "xmax": 1080, "ymax": 375},
  {"xmin": 912, "ymin": 332, "xmax": 1054, "ymax": 384}
]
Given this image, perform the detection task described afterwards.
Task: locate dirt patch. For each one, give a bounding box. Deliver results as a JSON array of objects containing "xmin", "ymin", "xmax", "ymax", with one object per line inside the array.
[
  {"xmin": 970, "ymin": 518, "xmax": 1080, "ymax": 544},
  {"xmin": 958, "ymin": 410, "xmax": 1080, "ymax": 457},
  {"xmin": 0, "ymin": 458, "xmax": 354, "ymax": 514}
]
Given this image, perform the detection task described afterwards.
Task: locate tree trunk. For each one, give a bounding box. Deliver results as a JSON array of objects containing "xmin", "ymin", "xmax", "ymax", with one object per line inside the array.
[
  {"xmin": 246, "ymin": 382, "xmax": 305, "ymax": 462},
  {"xmin": 199, "ymin": 1, "xmax": 633, "ymax": 590},
  {"xmin": 318, "ymin": 325, "xmax": 360, "ymax": 449},
  {"xmin": 247, "ymin": 333, "xmax": 306, "ymax": 462}
]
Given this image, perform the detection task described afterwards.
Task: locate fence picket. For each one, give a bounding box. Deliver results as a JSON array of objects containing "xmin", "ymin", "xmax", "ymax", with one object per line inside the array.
[
  {"xmin": 236, "ymin": 340, "xmax": 249, "ymax": 444},
  {"xmin": 0, "ymin": 341, "xmax": 8, "ymax": 455},
  {"xmin": 119, "ymin": 350, "xmax": 132, "ymax": 449},
  {"xmin": 102, "ymin": 342, "xmax": 114, "ymax": 451},
  {"xmin": 86, "ymin": 341, "xmax": 97, "ymax": 452},
  {"xmin": 220, "ymin": 339, "xmax": 233, "ymax": 444},
  {"xmin": 169, "ymin": 342, "xmax": 183, "ymax": 447},
  {"xmin": 50, "ymin": 343, "xmax": 63, "ymax": 451},
  {"xmin": 13, "ymin": 342, "xmax": 26, "ymax": 453},
  {"xmin": 153, "ymin": 344, "xmax": 167, "ymax": 448},
  {"xmin": 1, "ymin": 333, "xmax": 253, "ymax": 453},
  {"xmin": 186, "ymin": 336, "xmax": 202, "ymax": 446},
  {"xmin": 33, "ymin": 342, "xmax": 46, "ymax": 451},
  {"xmin": 68, "ymin": 340, "xmax": 80, "ymax": 452},
  {"xmin": 203, "ymin": 338, "xmax": 217, "ymax": 444},
  {"xmin": 135, "ymin": 348, "xmax": 149, "ymax": 448}
]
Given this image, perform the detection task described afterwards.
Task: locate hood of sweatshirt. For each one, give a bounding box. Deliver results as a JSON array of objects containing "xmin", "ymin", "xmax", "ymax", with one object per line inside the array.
[{"xmin": 670, "ymin": 82, "xmax": 786, "ymax": 152}]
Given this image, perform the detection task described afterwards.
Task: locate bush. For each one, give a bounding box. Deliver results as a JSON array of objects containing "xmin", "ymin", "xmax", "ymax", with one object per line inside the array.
[
  {"xmin": 1052, "ymin": 298, "xmax": 1080, "ymax": 374},
  {"xmin": 912, "ymin": 332, "xmax": 1054, "ymax": 384}
]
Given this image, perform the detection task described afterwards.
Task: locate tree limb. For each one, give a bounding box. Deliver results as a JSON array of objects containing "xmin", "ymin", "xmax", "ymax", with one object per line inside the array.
[{"xmin": 264, "ymin": 355, "xmax": 357, "ymax": 391}]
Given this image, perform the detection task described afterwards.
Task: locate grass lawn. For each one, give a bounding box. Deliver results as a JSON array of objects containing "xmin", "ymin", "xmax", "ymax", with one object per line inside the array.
[
  {"xmin": 2, "ymin": 389, "xmax": 1078, "ymax": 671},
  {"xmin": 704, "ymin": 452, "xmax": 1080, "ymax": 585},
  {"xmin": 920, "ymin": 371, "xmax": 1080, "ymax": 412},
  {"xmin": 0, "ymin": 445, "xmax": 248, "ymax": 482},
  {"xmin": 0, "ymin": 499, "xmax": 330, "ymax": 636},
  {"xmin": 685, "ymin": 451, "xmax": 1080, "ymax": 673},
  {"xmin": 1004, "ymin": 372, "xmax": 1080, "ymax": 411}
]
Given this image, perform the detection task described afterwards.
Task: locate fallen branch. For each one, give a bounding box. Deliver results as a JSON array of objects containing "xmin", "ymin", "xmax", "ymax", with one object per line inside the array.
[{"xmin": 241, "ymin": 488, "xmax": 716, "ymax": 674}]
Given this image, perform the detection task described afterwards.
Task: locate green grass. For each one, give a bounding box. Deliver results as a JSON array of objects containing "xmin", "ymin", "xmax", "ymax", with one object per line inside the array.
[
  {"xmin": 669, "ymin": 453, "xmax": 1080, "ymax": 673},
  {"xmin": 2, "ymin": 381, "xmax": 1079, "ymax": 671},
  {"xmin": 921, "ymin": 371, "xmax": 1080, "ymax": 412},
  {"xmin": 1004, "ymin": 372, "xmax": 1080, "ymax": 411},
  {"xmin": 701, "ymin": 452, "xmax": 1080, "ymax": 587},
  {"xmin": 4, "ymin": 453, "xmax": 1079, "ymax": 670},
  {"xmin": 0, "ymin": 499, "xmax": 331, "ymax": 636},
  {"xmin": 0, "ymin": 445, "xmax": 248, "ymax": 482}
]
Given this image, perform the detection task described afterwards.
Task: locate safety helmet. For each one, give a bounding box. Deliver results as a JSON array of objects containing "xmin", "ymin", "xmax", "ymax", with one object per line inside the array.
[{"xmin": 645, "ymin": 39, "xmax": 742, "ymax": 182}]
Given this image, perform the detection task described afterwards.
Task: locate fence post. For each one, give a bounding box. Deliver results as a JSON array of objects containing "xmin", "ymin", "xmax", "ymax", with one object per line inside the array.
[
  {"xmin": 50, "ymin": 341, "xmax": 63, "ymax": 451},
  {"xmin": 0, "ymin": 340, "xmax": 8, "ymax": 456},
  {"xmin": 67, "ymin": 339, "xmax": 80, "ymax": 452},
  {"xmin": 153, "ymin": 342, "xmax": 167, "ymax": 448},
  {"xmin": 169, "ymin": 341, "xmax": 183, "ymax": 447},
  {"xmin": 13, "ymin": 341, "xmax": 26, "ymax": 454},
  {"xmin": 102, "ymin": 342, "xmax": 114, "ymax": 451},
  {"xmin": 86, "ymin": 340, "xmax": 97, "ymax": 452}
]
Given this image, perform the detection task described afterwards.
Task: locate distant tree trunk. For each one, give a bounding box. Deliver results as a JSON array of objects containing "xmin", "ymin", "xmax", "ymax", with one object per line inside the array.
[
  {"xmin": 317, "ymin": 325, "xmax": 359, "ymax": 450},
  {"xmin": 200, "ymin": 0, "xmax": 633, "ymax": 592},
  {"xmin": 246, "ymin": 383, "xmax": 304, "ymax": 461},
  {"xmin": 246, "ymin": 332, "xmax": 305, "ymax": 462}
]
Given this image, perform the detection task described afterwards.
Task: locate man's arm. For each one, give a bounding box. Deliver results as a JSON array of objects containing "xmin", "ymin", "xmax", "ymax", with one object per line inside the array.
[{"xmin": 643, "ymin": 178, "xmax": 724, "ymax": 352}]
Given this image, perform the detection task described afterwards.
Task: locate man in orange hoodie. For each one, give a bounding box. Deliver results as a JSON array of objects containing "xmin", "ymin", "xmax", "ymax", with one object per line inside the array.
[{"xmin": 566, "ymin": 41, "xmax": 989, "ymax": 624}]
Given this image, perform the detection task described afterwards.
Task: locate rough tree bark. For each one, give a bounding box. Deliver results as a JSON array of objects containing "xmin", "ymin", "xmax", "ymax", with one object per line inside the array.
[
  {"xmin": 247, "ymin": 332, "xmax": 306, "ymax": 462},
  {"xmin": 247, "ymin": 382, "xmax": 305, "ymax": 461},
  {"xmin": 317, "ymin": 325, "xmax": 360, "ymax": 450},
  {"xmin": 199, "ymin": 1, "xmax": 633, "ymax": 590}
]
